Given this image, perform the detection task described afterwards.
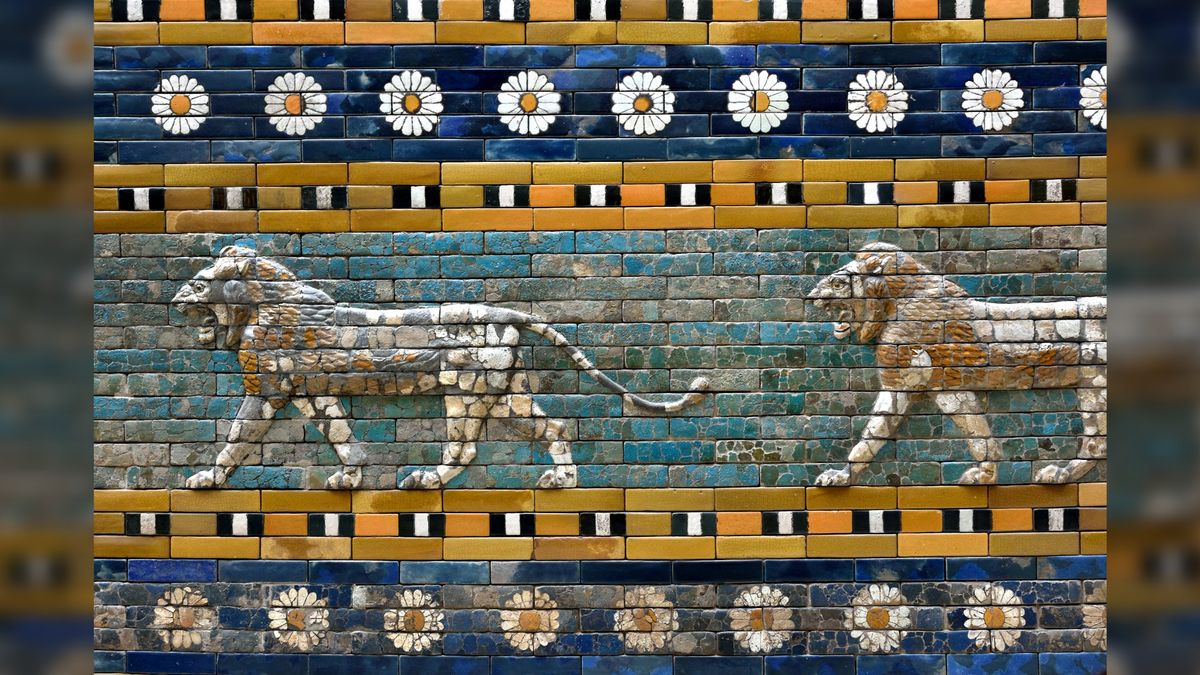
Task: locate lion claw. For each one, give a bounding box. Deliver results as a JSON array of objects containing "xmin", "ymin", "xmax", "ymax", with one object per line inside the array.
[
  {"xmin": 958, "ymin": 462, "xmax": 997, "ymax": 485},
  {"xmin": 184, "ymin": 470, "xmax": 218, "ymax": 489},
  {"xmin": 400, "ymin": 470, "xmax": 442, "ymax": 490},
  {"xmin": 537, "ymin": 466, "xmax": 577, "ymax": 489},
  {"xmin": 815, "ymin": 468, "xmax": 851, "ymax": 487},
  {"xmin": 1034, "ymin": 465, "xmax": 1070, "ymax": 484},
  {"xmin": 326, "ymin": 468, "xmax": 362, "ymax": 490}
]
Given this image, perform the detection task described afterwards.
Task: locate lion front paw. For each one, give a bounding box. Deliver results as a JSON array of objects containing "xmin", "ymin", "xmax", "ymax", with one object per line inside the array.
[
  {"xmin": 958, "ymin": 462, "xmax": 997, "ymax": 485},
  {"xmin": 326, "ymin": 467, "xmax": 363, "ymax": 490},
  {"xmin": 400, "ymin": 470, "xmax": 443, "ymax": 490},
  {"xmin": 184, "ymin": 469, "xmax": 219, "ymax": 489},
  {"xmin": 536, "ymin": 466, "xmax": 577, "ymax": 489},
  {"xmin": 1034, "ymin": 464, "xmax": 1071, "ymax": 484},
  {"xmin": 815, "ymin": 468, "xmax": 851, "ymax": 487}
]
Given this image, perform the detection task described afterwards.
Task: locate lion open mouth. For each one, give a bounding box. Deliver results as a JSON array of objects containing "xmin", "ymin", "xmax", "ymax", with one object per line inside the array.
[
  {"xmin": 180, "ymin": 306, "xmax": 218, "ymax": 345},
  {"xmin": 833, "ymin": 309, "xmax": 853, "ymax": 340}
]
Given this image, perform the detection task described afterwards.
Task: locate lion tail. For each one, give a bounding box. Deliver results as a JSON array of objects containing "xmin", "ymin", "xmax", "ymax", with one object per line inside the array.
[{"xmin": 522, "ymin": 322, "xmax": 710, "ymax": 413}]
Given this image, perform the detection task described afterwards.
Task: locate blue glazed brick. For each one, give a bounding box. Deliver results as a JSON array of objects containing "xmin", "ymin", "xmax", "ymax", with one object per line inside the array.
[
  {"xmin": 310, "ymin": 561, "xmax": 399, "ymax": 584},
  {"xmin": 96, "ymin": 651, "xmax": 125, "ymax": 673},
  {"xmin": 303, "ymin": 46, "xmax": 392, "ymax": 68},
  {"xmin": 128, "ymin": 559, "xmax": 217, "ymax": 583},
  {"xmin": 948, "ymin": 653, "xmax": 1037, "ymax": 675},
  {"xmin": 577, "ymin": 46, "xmax": 667, "ymax": 68},
  {"xmin": 95, "ymin": 559, "xmax": 127, "ymax": 581},
  {"xmin": 858, "ymin": 655, "xmax": 946, "ymax": 675},
  {"xmin": 758, "ymin": 44, "xmax": 848, "ymax": 66},
  {"xmin": 212, "ymin": 139, "xmax": 302, "ymax": 163},
  {"xmin": 578, "ymin": 138, "xmax": 668, "ymax": 160},
  {"xmin": 580, "ymin": 561, "xmax": 672, "ymax": 584},
  {"xmin": 400, "ymin": 561, "xmax": 489, "ymax": 584},
  {"xmin": 127, "ymin": 652, "xmax": 216, "ymax": 674},
  {"xmin": 852, "ymin": 135, "xmax": 944, "ymax": 157},
  {"xmin": 582, "ymin": 656, "xmax": 673, "ymax": 675},
  {"xmin": 94, "ymin": 47, "xmax": 114, "ymax": 69},
  {"xmin": 668, "ymin": 45, "xmax": 756, "ymax": 66},
  {"xmin": 759, "ymin": 136, "xmax": 849, "ymax": 159},
  {"xmin": 94, "ymin": 69, "xmax": 162, "ymax": 91},
  {"xmin": 676, "ymin": 657, "xmax": 762, "ymax": 674},
  {"xmin": 96, "ymin": 141, "xmax": 118, "ymax": 162},
  {"xmin": 1038, "ymin": 653, "xmax": 1106, "ymax": 674},
  {"xmin": 942, "ymin": 135, "xmax": 1033, "ymax": 157},
  {"xmin": 393, "ymin": 139, "xmax": 484, "ymax": 161},
  {"xmin": 1034, "ymin": 133, "xmax": 1107, "ymax": 155},
  {"xmin": 493, "ymin": 657, "xmax": 580, "ymax": 675},
  {"xmin": 947, "ymin": 557, "xmax": 1037, "ymax": 581},
  {"xmin": 310, "ymin": 655, "xmax": 399, "ymax": 674},
  {"xmin": 765, "ymin": 559, "xmax": 855, "ymax": 582},
  {"xmin": 486, "ymin": 46, "xmax": 575, "ymax": 67},
  {"xmin": 669, "ymin": 137, "xmax": 758, "ymax": 160},
  {"xmin": 399, "ymin": 656, "xmax": 489, "ymax": 674},
  {"xmin": 674, "ymin": 560, "xmax": 763, "ymax": 583},
  {"xmin": 216, "ymin": 654, "xmax": 306, "ymax": 675},
  {"xmin": 857, "ymin": 558, "xmax": 945, "ymax": 581},
  {"xmin": 766, "ymin": 656, "xmax": 855, "ymax": 674},
  {"xmin": 394, "ymin": 46, "xmax": 484, "ymax": 67},
  {"xmin": 303, "ymin": 139, "xmax": 391, "ymax": 161},
  {"xmin": 1038, "ymin": 555, "xmax": 1106, "ymax": 580},
  {"xmin": 219, "ymin": 561, "xmax": 308, "ymax": 583},
  {"xmin": 491, "ymin": 561, "xmax": 580, "ymax": 584},
  {"xmin": 942, "ymin": 42, "xmax": 1033, "ymax": 65},
  {"xmin": 116, "ymin": 46, "xmax": 206, "ymax": 69},
  {"xmin": 1035, "ymin": 41, "xmax": 1106, "ymax": 63},
  {"xmin": 208, "ymin": 46, "xmax": 300, "ymax": 67},
  {"xmin": 850, "ymin": 44, "xmax": 941, "ymax": 65},
  {"xmin": 487, "ymin": 138, "xmax": 577, "ymax": 161},
  {"xmin": 119, "ymin": 141, "xmax": 209, "ymax": 163}
]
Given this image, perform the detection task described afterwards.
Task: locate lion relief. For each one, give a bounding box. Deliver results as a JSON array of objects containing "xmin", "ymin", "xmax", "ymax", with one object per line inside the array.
[
  {"xmin": 172, "ymin": 246, "xmax": 709, "ymax": 490},
  {"xmin": 808, "ymin": 242, "xmax": 1106, "ymax": 486}
]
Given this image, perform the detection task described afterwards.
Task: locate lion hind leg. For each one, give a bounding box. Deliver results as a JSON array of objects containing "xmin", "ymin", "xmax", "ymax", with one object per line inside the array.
[
  {"xmin": 1037, "ymin": 387, "xmax": 1106, "ymax": 484},
  {"xmin": 817, "ymin": 391, "xmax": 911, "ymax": 487},
  {"xmin": 294, "ymin": 396, "xmax": 365, "ymax": 490},
  {"xmin": 495, "ymin": 390, "xmax": 576, "ymax": 489},
  {"xmin": 401, "ymin": 393, "xmax": 498, "ymax": 490},
  {"xmin": 185, "ymin": 396, "xmax": 279, "ymax": 489},
  {"xmin": 934, "ymin": 391, "xmax": 1000, "ymax": 485}
]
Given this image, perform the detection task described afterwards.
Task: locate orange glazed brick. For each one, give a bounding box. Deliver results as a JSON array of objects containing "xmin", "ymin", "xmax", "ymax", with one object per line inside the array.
[
  {"xmin": 990, "ymin": 485, "xmax": 1077, "ymax": 507},
  {"xmin": 899, "ymin": 204, "xmax": 989, "ymax": 227},
  {"xmin": 94, "ymin": 513, "xmax": 125, "ymax": 535},
  {"xmin": 437, "ymin": 22, "xmax": 526, "ymax": 44},
  {"xmin": 353, "ymin": 490, "xmax": 442, "ymax": 512},
  {"xmin": 172, "ymin": 537, "xmax": 260, "ymax": 559},
  {"xmin": 1081, "ymin": 202, "xmax": 1106, "ymax": 225},
  {"xmin": 354, "ymin": 514, "xmax": 399, "ymax": 536},
  {"xmin": 440, "ymin": 0, "xmax": 485, "ymax": 19},
  {"xmin": 536, "ymin": 489, "xmax": 625, "ymax": 512},
  {"xmin": 1079, "ymin": 482, "xmax": 1106, "ymax": 506},
  {"xmin": 346, "ymin": 22, "xmax": 436, "ymax": 44},
  {"xmin": 899, "ymin": 533, "xmax": 988, "ymax": 557},
  {"xmin": 898, "ymin": 486, "xmax": 988, "ymax": 508},
  {"xmin": 716, "ymin": 512, "xmax": 762, "ymax": 535},
  {"xmin": 709, "ymin": 184, "xmax": 756, "ymax": 206},
  {"xmin": 529, "ymin": 185, "xmax": 576, "ymax": 207},
  {"xmin": 345, "ymin": 0, "xmax": 394, "ymax": 19},
  {"xmin": 535, "ymin": 514, "xmax": 580, "ymax": 536},
  {"xmin": 714, "ymin": 487, "xmax": 805, "ymax": 510},
  {"xmin": 802, "ymin": 0, "xmax": 847, "ymax": 18},
  {"xmin": 529, "ymin": 0, "xmax": 575, "ymax": 19},
  {"xmin": 1080, "ymin": 0, "xmax": 1105, "ymax": 15},
  {"xmin": 621, "ymin": 0, "xmax": 667, "ymax": 19},
  {"xmin": 892, "ymin": 20, "xmax": 984, "ymax": 42},
  {"xmin": 807, "ymin": 511, "xmax": 852, "ymax": 533},
  {"xmin": 534, "ymin": 162, "xmax": 623, "ymax": 183},
  {"xmin": 443, "ymin": 489, "xmax": 534, "ymax": 512},
  {"xmin": 535, "ymin": 537, "xmax": 625, "ymax": 559},
  {"xmin": 893, "ymin": 0, "xmax": 938, "ymax": 18},
  {"xmin": 990, "ymin": 202, "xmax": 1080, "ymax": 226},
  {"xmin": 259, "ymin": 163, "xmax": 348, "ymax": 185},
  {"xmin": 443, "ymin": 208, "xmax": 533, "ymax": 231},
  {"xmin": 710, "ymin": 21, "xmax": 801, "ymax": 43},
  {"xmin": 900, "ymin": 510, "xmax": 943, "ymax": 532},
  {"xmin": 990, "ymin": 509, "xmax": 1033, "ymax": 531},
  {"xmin": 809, "ymin": 486, "xmax": 897, "ymax": 509},
  {"xmin": 1079, "ymin": 508, "xmax": 1106, "ymax": 531},
  {"xmin": 620, "ymin": 184, "xmax": 667, "ymax": 206},
  {"xmin": 627, "ymin": 488, "xmax": 713, "ymax": 511},
  {"xmin": 713, "ymin": 0, "xmax": 759, "ymax": 19},
  {"xmin": 534, "ymin": 207, "xmax": 624, "ymax": 230},
  {"xmin": 263, "ymin": 514, "xmax": 310, "ymax": 536},
  {"xmin": 351, "ymin": 209, "xmax": 441, "ymax": 231},
  {"xmin": 985, "ymin": 180, "xmax": 1030, "ymax": 202},
  {"xmin": 716, "ymin": 206, "xmax": 806, "ymax": 229},
  {"xmin": 255, "ymin": 0, "xmax": 301, "ymax": 19},
  {"xmin": 807, "ymin": 535, "xmax": 896, "ymax": 558},
  {"xmin": 808, "ymin": 205, "xmax": 896, "ymax": 228},
  {"xmin": 353, "ymin": 538, "xmax": 442, "ymax": 560},
  {"xmin": 159, "ymin": 0, "xmax": 206, "ymax": 20},
  {"xmin": 253, "ymin": 22, "xmax": 345, "ymax": 44},
  {"xmin": 260, "ymin": 210, "xmax": 350, "ymax": 232},
  {"xmin": 525, "ymin": 21, "xmax": 618, "ymax": 43},
  {"xmin": 95, "ymin": 489, "xmax": 169, "ymax": 511},
  {"xmin": 893, "ymin": 182, "xmax": 939, "ymax": 204},
  {"xmin": 626, "ymin": 207, "xmax": 713, "ymax": 229},
  {"xmin": 444, "ymin": 514, "xmax": 491, "ymax": 537},
  {"xmin": 986, "ymin": 0, "xmax": 1031, "ymax": 17}
]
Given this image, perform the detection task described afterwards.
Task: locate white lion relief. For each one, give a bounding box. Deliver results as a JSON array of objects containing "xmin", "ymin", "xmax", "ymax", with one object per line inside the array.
[
  {"xmin": 171, "ymin": 246, "xmax": 709, "ymax": 490},
  {"xmin": 808, "ymin": 242, "xmax": 1106, "ymax": 486}
]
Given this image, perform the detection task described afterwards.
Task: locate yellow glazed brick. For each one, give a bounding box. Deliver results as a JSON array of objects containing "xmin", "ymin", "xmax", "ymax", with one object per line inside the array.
[
  {"xmin": 802, "ymin": 21, "xmax": 890, "ymax": 43},
  {"xmin": 710, "ymin": 184, "xmax": 756, "ymax": 206},
  {"xmin": 167, "ymin": 211, "xmax": 258, "ymax": 233},
  {"xmin": 626, "ymin": 488, "xmax": 714, "ymax": 511},
  {"xmin": 253, "ymin": 22, "xmax": 345, "ymax": 44},
  {"xmin": 1079, "ymin": 508, "xmax": 1106, "ymax": 531},
  {"xmin": 716, "ymin": 206, "xmax": 805, "ymax": 229},
  {"xmin": 443, "ymin": 490, "xmax": 534, "ymax": 512},
  {"xmin": 165, "ymin": 188, "xmax": 216, "ymax": 210},
  {"xmin": 255, "ymin": 0, "xmax": 301, "ymax": 19},
  {"xmin": 709, "ymin": 21, "xmax": 801, "ymax": 43},
  {"xmin": 172, "ymin": 537, "xmax": 260, "ymax": 559},
  {"xmin": 625, "ymin": 161, "xmax": 712, "ymax": 183},
  {"xmin": 169, "ymin": 514, "xmax": 218, "ymax": 536},
  {"xmin": 529, "ymin": 0, "xmax": 575, "ymax": 20},
  {"xmin": 94, "ymin": 189, "xmax": 118, "ymax": 211},
  {"xmin": 892, "ymin": 20, "xmax": 984, "ymax": 42},
  {"xmin": 346, "ymin": 0, "xmax": 394, "ymax": 19},
  {"xmin": 353, "ymin": 538, "xmax": 442, "ymax": 560},
  {"xmin": 717, "ymin": 536, "xmax": 806, "ymax": 559},
  {"xmin": 897, "ymin": 486, "xmax": 988, "ymax": 509},
  {"xmin": 259, "ymin": 163, "xmax": 348, "ymax": 186},
  {"xmin": 1081, "ymin": 531, "xmax": 1106, "ymax": 554},
  {"xmin": 346, "ymin": 22, "xmax": 436, "ymax": 44},
  {"xmin": 900, "ymin": 510, "xmax": 943, "ymax": 532},
  {"xmin": 712, "ymin": 0, "xmax": 759, "ymax": 19},
  {"xmin": 95, "ymin": 0, "xmax": 112, "ymax": 20},
  {"xmin": 714, "ymin": 487, "xmax": 806, "ymax": 511},
  {"xmin": 625, "ymin": 513, "xmax": 672, "ymax": 535},
  {"xmin": 525, "ymin": 21, "xmax": 618, "ymax": 44},
  {"xmin": 899, "ymin": 533, "xmax": 988, "ymax": 557},
  {"xmin": 627, "ymin": 537, "xmax": 715, "ymax": 559},
  {"xmin": 622, "ymin": 0, "xmax": 666, "ymax": 18},
  {"xmin": 443, "ymin": 208, "xmax": 533, "ymax": 231},
  {"xmin": 625, "ymin": 206, "xmax": 713, "ymax": 229},
  {"xmin": 262, "ymin": 490, "xmax": 350, "ymax": 512},
  {"xmin": 257, "ymin": 187, "xmax": 301, "ymax": 209},
  {"xmin": 262, "ymin": 537, "xmax": 352, "ymax": 559},
  {"xmin": 94, "ymin": 23, "xmax": 159, "ymax": 45},
  {"xmin": 1078, "ymin": 482, "xmax": 1106, "ymax": 506},
  {"xmin": 534, "ymin": 162, "xmax": 623, "ymax": 184},
  {"xmin": 535, "ymin": 514, "xmax": 580, "ymax": 536},
  {"xmin": 349, "ymin": 162, "xmax": 440, "ymax": 185},
  {"xmin": 440, "ymin": 0, "xmax": 484, "ymax": 19},
  {"xmin": 987, "ymin": 157, "xmax": 1077, "ymax": 179},
  {"xmin": 896, "ymin": 159, "xmax": 985, "ymax": 181},
  {"xmin": 534, "ymin": 537, "xmax": 625, "ymax": 559},
  {"xmin": 713, "ymin": 159, "xmax": 804, "ymax": 182},
  {"xmin": 352, "ymin": 209, "xmax": 442, "ymax": 231},
  {"xmin": 1078, "ymin": 16, "xmax": 1106, "ymax": 38},
  {"xmin": 803, "ymin": 0, "xmax": 847, "ymax": 18},
  {"xmin": 95, "ymin": 536, "xmax": 170, "ymax": 558},
  {"xmin": 617, "ymin": 21, "xmax": 707, "ymax": 44},
  {"xmin": 172, "ymin": 490, "xmax": 260, "ymax": 512},
  {"xmin": 808, "ymin": 205, "xmax": 896, "ymax": 228},
  {"xmin": 444, "ymin": 537, "xmax": 533, "ymax": 560},
  {"xmin": 160, "ymin": 22, "xmax": 253, "ymax": 44},
  {"xmin": 990, "ymin": 202, "xmax": 1080, "ymax": 226},
  {"xmin": 165, "ymin": 164, "xmax": 256, "ymax": 187},
  {"xmin": 893, "ymin": 182, "xmax": 939, "ymax": 204},
  {"xmin": 437, "ymin": 22, "xmax": 526, "ymax": 44},
  {"xmin": 534, "ymin": 207, "xmax": 625, "ymax": 230},
  {"xmin": 95, "ymin": 489, "xmax": 169, "ymax": 512},
  {"xmin": 989, "ymin": 485, "xmax": 1077, "ymax": 508},
  {"xmin": 807, "ymin": 535, "xmax": 896, "ymax": 558},
  {"xmin": 1080, "ymin": 156, "xmax": 1106, "ymax": 177},
  {"xmin": 442, "ymin": 162, "xmax": 531, "ymax": 185},
  {"xmin": 802, "ymin": 182, "xmax": 848, "ymax": 204},
  {"xmin": 1081, "ymin": 202, "xmax": 1106, "ymax": 225},
  {"xmin": 806, "ymin": 160, "xmax": 893, "ymax": 181},
  {"xmin": 1076, "ymin": 178, "xmax": 1106, "ymax": 201},
  {"xmin": 990, "ymin": 532, "xmax": 1079, "ymax": 556},
  {"xmin": 808, "ymin": 487, "xmax": 896, "ymax": 510},
  {"xmin": 94, "ymin": 513, "xmax": 125, "ymax": 535},
  {"xmin": 536, "ymin": 489, "xmax": 625, "ymax": 512},
  {"xmin": 899, "ymin": 204, "xmax": 990, "ymax": 227},
  {"xmin": 348, "ymin": 186, "xmax": 393, "ymax": 209},
  {"xmin": 439, "ymin": 186, "xmax": 484, "ymax": 207},
  {"xmin": 260, "ymin": 211, "xmax": 350, "ymax": 232},
  {"xmin": 986, "ymin": 18, "xmax": 1077, "ymax": 40},
  {"xmin": 95, "ymin": 212, "xmax": 165, "ymax": 233},
  {"xmin": 95, "ymin": 164, "xmax": 163, "ymax": 187}
]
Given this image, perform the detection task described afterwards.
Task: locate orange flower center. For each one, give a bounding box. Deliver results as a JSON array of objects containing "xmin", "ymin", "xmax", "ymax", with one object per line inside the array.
[
  {"xmin": 176, "ymin": 607, "xmax": 196, "ymax": 628},
  {"xmin": 518, "ymin": 610, "xmax": 543, "ymax": 631},
  {"xmin": 169, "ymin": 94, "xmax": 192, "ymax": 115},
  {"xmin": 286, "ymin": 608, "xmax": 308, "ymax": 630},
  {"xmin": 981, "ymin": 89, "xmax": 1004, "ymax": 110},
  {"xmin": 866, "ymin": 607, "xmax": 891, "ymax": 630},
  {"xmin": 631, "ymin": 608, "xmax": 658, "ymax": 631},
  {"xmin": 865, "ymin": 90, "xmax": 889, "ymax": 113},
  {"xmin": 519, "ymin": 92, "xmax": 540, "ymax": 113},
  {"xmin": 983, "ymin": 607, "xmax": 1008, "ymax": 629},
  {"xmin": 633, "ymin": 94, "xmax": 654, "ymax": 113},
  {"xmin": 1099, "ymin": 89, "xmax": 1107, "ymax": 106},
  {"xmin": 748, "ymin": 608, "xmax": 775, "ymax": 631},
  {"xmin": 403, "ymin": 93, "xmax": 423, "ymax": 114},
  {"xmin": 284, "ymin": 93, "xmax": 305, "ymax": 115},
  {"xmin": 402, "ymin": 609, "xmax": 426, "ymax": 632},
  {"xmin": 752, "ymin": 90, "xmax": 772, "ymax": 113}
]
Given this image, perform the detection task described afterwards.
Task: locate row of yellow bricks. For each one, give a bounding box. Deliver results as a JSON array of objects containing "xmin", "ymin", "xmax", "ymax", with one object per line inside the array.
[
  {"xmin": 94, "ymin": 532, "xmax": 1106, "ymax": 559},
  {"xmin": 98, "ymin": 0, "xmax": 1108, "ymax": 22},
  {"xmin": 96, "ymin": 18, "xmax": 1106, "ymax": 46}
]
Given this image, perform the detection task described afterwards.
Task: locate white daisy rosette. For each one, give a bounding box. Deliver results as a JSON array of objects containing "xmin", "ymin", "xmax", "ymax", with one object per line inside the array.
[
  {"xmin": 151, "ymin": 75, "xmax": 209, "ymax": 136},
  {"xmin": 497, "ymin": 70, "xmax": 561, "ymax": 136},
  {"xmin": 264, "ymin": 72, "xmax": 327, "ymax": 137},
  {"xmin": 728, "ymin": 71, "xmax": 790, "ymax": 134},
  {"xmin": 1082, "ymin": 604, "xmax": 1106, "ymax": 650},
  {"xmin": 499, "ymin": 590, "xmax": 560, "ymax": 652},
  {"xmin": 380, "ymin": 70, "xmax": 444, "ymax": 137},
  {"xmin": 845, "ymin": 584, "xmax": 912, "ymax": 654},
  {"xmin": 151, "ymin": 586, "xmax": 217, "ymax": 649},
  {"xmin": 962, "ymin": 69, "xmax": 1024, "ymax": 132},
  {"xmin": 614, "ymin": 585, "xmax": 679, "ymax": 653},
  {"xmin": 729, "ymin": 585, "xmax": 794, "ymax": 653},
  {"xmin": 847, "ymin": 70, "xmax": 909, "ymax": 134},
  {"xmin": 383, "ymin": 589, "xmax": 445, "ymax": 653},
  {"xmin": 612, "ymin": 71, "xmax": 675, "ymax": 137},
  {"xmin": 963, "ymin": 583, "xmax": 1026, "ymax": 652},
  {"xmin": 1079, "ymin": 66, "xmax": 1107, "ymax": 130},
  {"xmin": 267, "ymin": 587, "xmax": 330, "ymax": 652}
]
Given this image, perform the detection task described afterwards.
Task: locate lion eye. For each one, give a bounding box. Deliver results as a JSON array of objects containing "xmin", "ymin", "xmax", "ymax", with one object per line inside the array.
[{"xmin": 192, "ymin": 280, "xmax": 209, "ymax": 293}]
